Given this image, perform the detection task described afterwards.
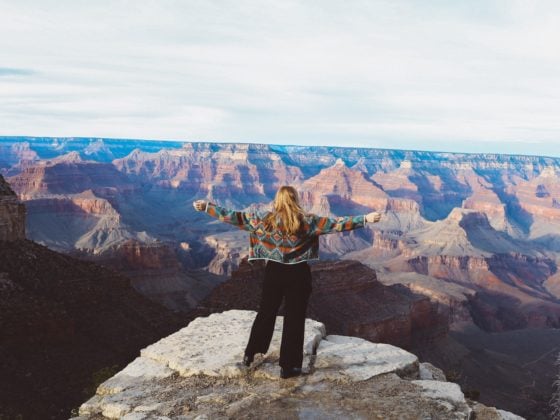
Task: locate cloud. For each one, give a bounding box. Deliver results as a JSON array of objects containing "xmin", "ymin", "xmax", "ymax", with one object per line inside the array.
[
  {"xmin": 0, "ymin": 0, "xmax": 559, "ymax": 157},
  {"xmin": 0, "ymin": 67, "xmax": 35, "ymax": 76}
]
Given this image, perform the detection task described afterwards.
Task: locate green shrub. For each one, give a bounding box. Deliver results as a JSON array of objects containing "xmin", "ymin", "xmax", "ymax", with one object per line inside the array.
[
  {"xmin": 464, "ymin": 389, "xmax": 480, "ymax": 401},
  {"xmin": 82, "ymin": 364, "xmax": 121, "ymax": 397},
  {"xmin": 444, "ymin": 369, "xmax": 461, "ymax": 382}
]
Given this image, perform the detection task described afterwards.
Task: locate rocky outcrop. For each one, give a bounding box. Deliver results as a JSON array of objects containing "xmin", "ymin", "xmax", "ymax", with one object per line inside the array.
[
  {"xmin": 0, "ymin": 174, "xmax": 25, "ymax": 241},
  {"xmin": 377, "ymin": 271, "xmax": 476, "ymax": 324},
  {"xmin": 82, "ymin": 139, "xmax": 116, "ymax": 162},
  {"xmin": 101, "ymin": 239, "xmax": 182, "ymax": 271},
  {"xmin": 459, "ymin": 168, "xmax": 508, "ymax": 231},
  {"xmin": 74, "ymin": 310, "xmax": 523, "ymax": 420},
  {"xmin": 348, "ymin": 206, "xmax": 560, "ymax": 332},
  {"xmin": 0, "ymin": 141, "xmax": 38, "ymax": 175},
  {"xmin": 78, "ymin": 239, "xmax": 225, "ymax": 313},
  {"xmin": 407, "ymin": 254, "xmax": 490, "ymax": 281},
  {"xmin": 21, "ymin": 189, "xmax": 159, "ymax": 256},
  {"xmin": 7, "ymin": 154, "xmax": 134, "ymax": 197},
  {"xmin": 113, "ymin": 143, "xmax": 303, "ymax": 204},
  {"xmin": 398, "ymin": 251, "xmax": 560, "ymax": 331},
  {"xmin": 300, "ymin": 158, "xmax": 388, "ymax": 214},
  {"xmin": 203, "ymin": 230, "xmax": 248, "ymax": 276},
  {"xmin": 191, "ymin": 259, "xmax": 448, "ymax": 350},
  {"xmin": 506, "ymin": 166, "xmax": 560, "ymax": 237},
  {"xmin": 69, "ymin": 189, "xmax": 120, "ymax": 215},
  {"xmin": 377, "ymin": 199, "xmax": 427, "ymax": 234}
]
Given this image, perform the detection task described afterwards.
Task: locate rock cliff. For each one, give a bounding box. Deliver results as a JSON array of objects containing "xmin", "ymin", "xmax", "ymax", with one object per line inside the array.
[
  {"xmin": 0, "ymin": 239, "xmax": 185, "ymax": 420},
  {"xmin": 92, "ymin": 239, "xmax": 226, "ymax": 313},
  {"xmin": 74, "ymin": 310, "xmax": 523, "ymax": 419},
  {"xmin": 8, "ymin": 152, "xmax": 134, "ymax": 197},
  {"xmin": 190, "ymin": 259, "xmax": 448, "ymax": 350},
  {"xmin": 351, "ymin": 207, "xmax": 560, "ymax": 332},
  {"xmin": 0, "ymin": 174, "xmax": 25, "ymax": 241},
  {"xmin": 113, "ymin": 143, "xmax": 303, "ymax": 205},
  {"xmin": 300, "ymin": 159, "xmax": 388, "ymax": 214},
  {"xmin": 0, "ymin": 140, "xmax": 38, "ymax": 174}
]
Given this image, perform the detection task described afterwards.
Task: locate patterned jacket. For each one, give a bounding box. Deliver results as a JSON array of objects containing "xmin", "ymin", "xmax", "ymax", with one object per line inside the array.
[{"xmin": 203, "ymin": 202, "xmax": 366, "ymax": 264}]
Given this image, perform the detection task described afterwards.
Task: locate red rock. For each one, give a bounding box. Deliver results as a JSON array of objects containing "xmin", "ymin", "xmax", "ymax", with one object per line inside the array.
[
  {"xmin": 113, "ymin": 143, "xmax": 303, "ymax": 202},
  {"xmin": 191, "ymin": 259, "xmax": 448, "ymax": 349},
  {"xmin": 8, "ymin": 153, "xmax": 134, "ymax": 197},
  {"xmin": 0, "ymin": 175, "xmax": 25, "ymax": 241},
  {"xmin": 300, "ymin": 159, "xmax": 388, "ymax": 213}
]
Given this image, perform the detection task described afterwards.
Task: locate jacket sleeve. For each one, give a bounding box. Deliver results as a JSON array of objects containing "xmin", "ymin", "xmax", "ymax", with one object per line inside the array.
[
  {"xmin": 204, "ymin": 202, "xmax": 258, "ymax": 232},
  {"xmin": 310, "ymin": 214, "xmax": 366, "ymax": 235}
]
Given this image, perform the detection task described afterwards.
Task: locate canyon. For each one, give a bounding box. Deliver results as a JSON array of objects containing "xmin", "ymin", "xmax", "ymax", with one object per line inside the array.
[
  {"xmin": 190, "ymin": 259, "xmax": 448, "ymax": 350},
  {"xmin": 2, "ymin": 136, "xmax": 560, "ymax": 417},
  {"xmin": 0, "ymin": 174, "xmax": 186, "ymax": 419},
  {"xmin": 3, "ymin": 138, "xmax": 560, "ymax": 333}
]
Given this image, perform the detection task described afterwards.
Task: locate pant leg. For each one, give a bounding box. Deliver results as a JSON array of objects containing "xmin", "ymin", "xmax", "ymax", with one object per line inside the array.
[
  {"xmin": 279, "ymin": 262, "xmax": 312, "ymax": 369},
  {"xmin": 244, "ymin": 262, "xmax": 284, "ymax": 356}
]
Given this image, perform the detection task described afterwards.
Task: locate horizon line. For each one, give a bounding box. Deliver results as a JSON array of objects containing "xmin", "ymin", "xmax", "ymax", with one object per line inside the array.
[{"xmin": 1, "ymin": 134, "xmax": 559, "ymax": 161}]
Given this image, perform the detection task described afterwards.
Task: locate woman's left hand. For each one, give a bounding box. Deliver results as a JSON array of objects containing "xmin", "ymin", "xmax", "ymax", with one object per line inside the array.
[
  {"xmin": 193, "ymin": 200, "xmax": 207, "ymax": 211},
  {"xmin": 365, "ymin": 211, "xmax": 382, "ymax": 223}
]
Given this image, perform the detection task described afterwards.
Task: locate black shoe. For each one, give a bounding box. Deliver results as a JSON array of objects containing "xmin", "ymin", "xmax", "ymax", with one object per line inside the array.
[
  {"xmin": 243, "ymin": 354, "xmax": 254, "ymax": 367},
  {"xmin": 280, "ymin": 367, "xmax": 302, "ymax": 379}
]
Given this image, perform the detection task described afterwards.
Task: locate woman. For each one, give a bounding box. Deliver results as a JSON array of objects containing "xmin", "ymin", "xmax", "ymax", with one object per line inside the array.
[{"xmin": 193, "ymin": 186, "xmax": 381, "ymax": 379}]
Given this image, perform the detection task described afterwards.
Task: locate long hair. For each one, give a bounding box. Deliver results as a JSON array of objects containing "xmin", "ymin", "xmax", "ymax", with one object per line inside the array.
[{"xmin": 264, "ymin": 186, "xmax": 305, "ymax": 235}]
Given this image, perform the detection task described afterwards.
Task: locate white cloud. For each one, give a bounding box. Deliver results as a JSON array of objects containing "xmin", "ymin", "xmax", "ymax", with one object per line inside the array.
[{"xmin": 0, "ymin": 0, "xmax": 559, "ymax": 156}]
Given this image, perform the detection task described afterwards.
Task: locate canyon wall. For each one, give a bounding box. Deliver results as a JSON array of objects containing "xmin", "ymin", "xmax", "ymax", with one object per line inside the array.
[
  {"xmin": 0, "ymin": 174, "xmax": 25, "ymax": 241},
  {"xmin": 191, "ymin": 259, "xmax": 448, "ymax": 350},
  {"xmin": 2, "ymin": 137, "xmax": 560, "ymax": 330},
  {"xmin": 0, "ymin": 239, "xmax": 185, "ymax": 420}
]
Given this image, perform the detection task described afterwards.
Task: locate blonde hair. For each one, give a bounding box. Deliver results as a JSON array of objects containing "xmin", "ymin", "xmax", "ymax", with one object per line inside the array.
[{"xmin": 264, "ymin": 186, "xmax": 305, "ymax": 235}]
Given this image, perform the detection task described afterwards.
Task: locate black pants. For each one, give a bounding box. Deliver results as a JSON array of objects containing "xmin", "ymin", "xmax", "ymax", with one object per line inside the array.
[{"xmin": 244, "ymin": 260, "xmax": 313, "ymax": 369}]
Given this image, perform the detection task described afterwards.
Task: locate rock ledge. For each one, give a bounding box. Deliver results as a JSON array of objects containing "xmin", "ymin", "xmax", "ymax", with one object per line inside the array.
[{"xmin": 74, "ymin": 310, "xmax": 523, "ymax": 419}]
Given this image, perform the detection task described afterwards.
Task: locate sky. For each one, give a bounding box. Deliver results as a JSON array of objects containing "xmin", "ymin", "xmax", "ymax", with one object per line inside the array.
[{"xmin": 1, "ymin": 0, "xmax": 559, "ymax": 157}]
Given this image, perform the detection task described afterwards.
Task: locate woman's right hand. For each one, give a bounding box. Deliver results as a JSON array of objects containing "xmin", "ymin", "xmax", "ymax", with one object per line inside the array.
[
  {"xmin": 193, "ymin": 200, "xmax": 207, "ymax": 212},
  {"xmin": 365, "ymin": 211, "xmax": 382, "ymax": 223}
]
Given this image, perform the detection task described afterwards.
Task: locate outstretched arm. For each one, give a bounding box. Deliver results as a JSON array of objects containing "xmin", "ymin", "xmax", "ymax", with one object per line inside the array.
[
  {"xmin": 193, "ymin": 200, "xmax": 257, "ymax": 232},
  {"xmin": 311, "ymin": 211, "xmax": 381, "ymax": 235}
]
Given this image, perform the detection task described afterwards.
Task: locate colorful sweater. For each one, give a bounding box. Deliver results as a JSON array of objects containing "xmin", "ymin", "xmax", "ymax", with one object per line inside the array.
[{"xmin": 203, "ymin": 202, "xmax": 366, "ymax": 264}]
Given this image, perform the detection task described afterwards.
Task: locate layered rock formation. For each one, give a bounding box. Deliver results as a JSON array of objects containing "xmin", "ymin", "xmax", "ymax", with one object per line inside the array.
[
  {"xmin": 372, "ymin": 158, "xmax": 422, "ymax": 202},
  {"xmin": 203, "ymin": 230, "xmax": 248, "ymax": 276},
  {"xmin": 191, "ymin": 259, "xmax": 448, "ymax": 350},
  {"xmin": 508, "ymin": 166, "xmax": 560, "ymax": 238},
  {"xmin": 459, "ymin": 167, "xmax": 508, "ymax": 231},
  {"xmin": 300, "ymin": 158, "xmax": 388, "ymax": 214},
  {"xmin": 0, "ymin": 174, "xmax": 25, "ymax": 241},
  {"xmin": 377, "ymin": 271, "xmax": 476, "ymax": 323},
  {"xmin": 8, "ymin": 151, "xmax": 135, "ymax": 197},
  {"xmin": 22, "ymin": 190, "xmax": 157, "ymax": 255},
  {"xmin": 0, "ymin": 140, "xmax": 38, "ymax": 175},
  {"xmin": 93, "ymin": 240, "xmax": 226, "ymax": 313},
  {"xmin": 4, "ymin": 150, "xmax": 228, "ymax": 313},
  {"xmin": 372, "ymin": 160, "xmax": 471, "ymax": 221},
  {"xmin": 113, "ymin": 143, "xmax": 303, "ymax": 205},
  {"xmin": 1, "ymin": 174, "xmax": 189, "ymax": 418},
  {"xmin": 2, "ymin": 139, "xmax": 560, "ymax": 331},
  {"xmin": 74, "ymin": 310, "xmax": 523, "ymax": 419},
  {"xmin": 351, "ymin": 208, "xmax": 560, "ymax": 332}
]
